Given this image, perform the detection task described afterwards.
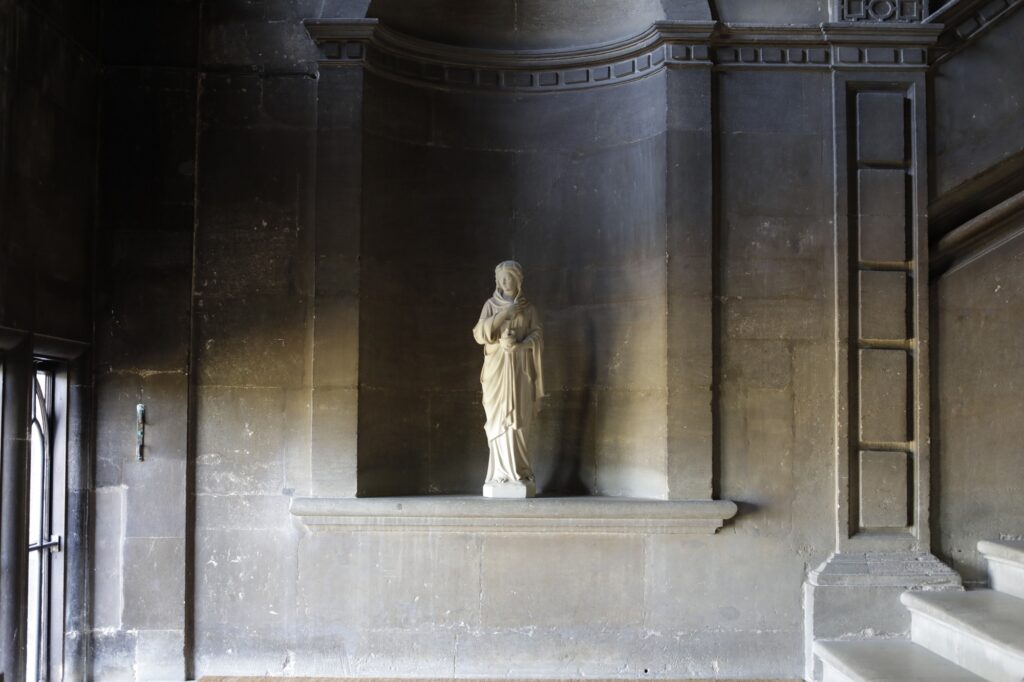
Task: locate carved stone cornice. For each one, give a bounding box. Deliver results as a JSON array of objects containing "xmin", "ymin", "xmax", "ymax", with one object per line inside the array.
[
  {"xmin": 370, "ymin": 21, "xmax": 688, "ymax": 70},
  {"xmin": 931, "ymin": 188, "xmax": 1024, "ymax": 275},
  {"xmin": 364, "ymin": 21, "xmax": 689, "ymax": 91},
  {"xmin": 823, "ymin": 22, "xmax": 943, "ymax": 69},
  {"xmin": 305, "ymin": 17, "xmax": 378, "ymax": 65},
  {"xmin": 710, "ymin": 25, "xmax": 830, "ymax": 69},
  {"xmin": 926, "ymin": 0, "xmax": 1024, "ymax": 65},
  {"xmin": 303, "ymin": 17, "xmax": 946, "ymax": 89},
  {"xmin": 711, "ymin": 23, "xmax": 937, "ymax": 70}
]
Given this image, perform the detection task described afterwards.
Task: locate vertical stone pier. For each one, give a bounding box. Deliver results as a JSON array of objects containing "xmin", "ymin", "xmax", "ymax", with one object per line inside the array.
[{"xmin": 803, "ymin": 9, "xmax": 960, "ymax": 680}]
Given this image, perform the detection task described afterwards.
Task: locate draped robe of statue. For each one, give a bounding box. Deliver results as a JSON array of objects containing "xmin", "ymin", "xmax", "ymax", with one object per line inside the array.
[{"xmin": 472, "ymin": 291, "xmax": 545, "ymax": 487}]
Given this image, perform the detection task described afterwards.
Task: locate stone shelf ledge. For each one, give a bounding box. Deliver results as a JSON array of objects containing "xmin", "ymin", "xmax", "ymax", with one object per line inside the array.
[{"xmin": 290, "ymin": 495, "xmax": 737, "ymax": 534}]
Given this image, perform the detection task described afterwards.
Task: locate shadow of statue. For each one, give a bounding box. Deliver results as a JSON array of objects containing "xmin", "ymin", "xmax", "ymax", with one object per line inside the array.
[{"xmin": 540, "ymin": 314, "xmax": 595, "ymax": 496}]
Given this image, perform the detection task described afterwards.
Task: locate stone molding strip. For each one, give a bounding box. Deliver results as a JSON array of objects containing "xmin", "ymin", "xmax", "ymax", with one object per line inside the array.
[
  {"xmin": 931, "ymin": 188, "xmax": 1024, "ymax": 275},
  {"xmin": 360, "ymin": 21, "xmax": 711, "ymax": 91},
  {"xmin": 0, "ymin": 327, "xmax": 89, "ymax": 356},
  {"xmin": 304, "ymin": 19, "xmax": 944, "ymax": 91},
  {"xmin": 305, "ymin": 17, "xmax": 377, "ymax": 65},
  {"xmin": 290, "ymin": 496, "xmax": 738, "ymax": 534}
]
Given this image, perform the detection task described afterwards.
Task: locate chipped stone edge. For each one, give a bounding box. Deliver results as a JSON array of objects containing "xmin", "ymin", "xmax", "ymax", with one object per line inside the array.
[
  {"xmin": 807, "ymin": 552, "xmax": 963, "ymax": 588},
  {"xmin": 289, "ymin": 496, "xmax": 737, "ymax": 534}
]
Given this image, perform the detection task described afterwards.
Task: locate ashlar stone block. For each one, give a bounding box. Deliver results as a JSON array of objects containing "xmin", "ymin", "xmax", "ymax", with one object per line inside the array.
[
  {"xmin": 135, "ymin": 629, "xmax": 185, "ymax": 682},
  {"xmin": 196, "ymin": 295, "xmax": 309, "ymax": 389},
  {"xmin": 646, "ymin": 534, "xmax": 805, "ymax": 631},
  {"xmin": 92, "ymin": 487, "xmax": 125, "ymax": 630},
  {"xmin": 196, "ymin": 493, "xmax": 291, "ymax": 532},
  {"xmin": 666, "ymin": 386, "xmax": 713, "ymax": 500},
  {"xmin": 726, "ymin": 298, "xmax": 826, "ymax": 340},
  {"xmin": 296, "ymin": 532, "xmax": 482, "ymax": 630},
  {"xmin": 531, "ymin": 389, "xmax": 597, "ymax": 495},
  {"xmin": 480, "ymin": 534, "xmax": 644, "ymax": 628},
  {"xmin": 311, "ymin": 386, "xmax": 358, "ymax": 497},
  {"xmin": 594, "ymin": 389, "xmax": 669, "ymax": 498},
  {"xmin": 196, "ymin": 386, "xmax": 289, "ymax": 496},
  {"xmin": 195, "ymin": 528, "xmax": 297, "ymax": 636},
  {"xmin": 122, "ymin": 537, "xmax": 185, "ymax": 630},
  {"xmin": 124, "ymin": 459, "xmax": 186, "ymax": 538},
  {"xmin": 427, "ymin": 389, "xmax": 489, "ymax": 494},
  {"xmin": 89, "ymin": 630, "xmax": 137, "ymax": 682}
]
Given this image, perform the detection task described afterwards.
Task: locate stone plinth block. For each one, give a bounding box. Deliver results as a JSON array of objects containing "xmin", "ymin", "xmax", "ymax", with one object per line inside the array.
[
  {"xmin": 483, "ymin": 480, "xmax": 536, "ymax": 498},
  {"xmin": 804, "ymin": 552, "xmax": 961, "ymax": 681}
]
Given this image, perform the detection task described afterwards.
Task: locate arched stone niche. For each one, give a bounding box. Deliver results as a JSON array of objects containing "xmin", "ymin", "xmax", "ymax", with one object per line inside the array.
[
  {"xmin": 307, "ymin": 2, "xmax": 719, "ymax": 502},
  {"xmin": 366, "ymin": 0, "xmax": 667, "ymax": 50},
  {"xmin": 359, "ymin": 62, "xmax": 670, "ymax": 498}
]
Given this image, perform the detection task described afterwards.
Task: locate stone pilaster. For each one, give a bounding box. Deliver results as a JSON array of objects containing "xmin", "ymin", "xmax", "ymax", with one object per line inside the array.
[{"xmin": 803, "ymin": 20, "xmax": 959, "ymax": 682}]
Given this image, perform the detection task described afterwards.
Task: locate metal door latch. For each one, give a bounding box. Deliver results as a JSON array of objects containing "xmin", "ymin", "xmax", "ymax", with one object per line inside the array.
[
  {"xmin": 136, "ymin": 403, "xmax": 145, "ymax": 461},
  {"xmin": 28, "ymin": 535, "xmax": 62, "ymax": 553}
]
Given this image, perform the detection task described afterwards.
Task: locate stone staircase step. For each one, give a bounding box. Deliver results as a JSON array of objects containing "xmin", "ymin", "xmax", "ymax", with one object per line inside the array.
[
  {"xmin": 814, "ymin": 639, "xmax": 984, "ymax": 681},
  {"xmin": 902, "ymin": 588, "xmax": 1024, "ymax": 682},
  {"xmin": 980, "ymin": 539, "xmax": 1024, "ymax": 601}
]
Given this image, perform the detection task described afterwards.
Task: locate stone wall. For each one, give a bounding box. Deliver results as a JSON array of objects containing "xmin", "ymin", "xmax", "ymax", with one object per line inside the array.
[
  {"xmin": 183, "ymin": 8, "xmax": 834, "ymax": 681},
  {"xmin": 935, "ymin": 222, "xmax": 1024, "ymax": 584},
  {"xmin": 90, "ymin": 0, "xmax": 200, "ymax": 677},
  {"xmin": 929, "ymin": 0, "xmax": 1024, "ymax": 590},
  {"xmin": 0, "ymin": 0, "xmax": 97, "ymax": 340},
  {"xmin": 931, "ymin": 6, "xmax": 1024, "ymax": 233},
  {"xmin": 75, "ymin": 1, "xmax": 1024, "ymax": 681},
  {"xmin": 0, "ymin": 1, "xmax": 98, "ymax": 680}
]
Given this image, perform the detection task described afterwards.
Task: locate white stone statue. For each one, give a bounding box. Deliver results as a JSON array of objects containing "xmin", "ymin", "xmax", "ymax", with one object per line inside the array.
[{"xmin": 472, "ymin": 260, "xmax": 546, "ymax": 498}]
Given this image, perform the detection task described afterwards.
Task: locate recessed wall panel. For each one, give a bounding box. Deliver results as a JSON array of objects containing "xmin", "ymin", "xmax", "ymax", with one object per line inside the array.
[
  {"xmin": 859, "ymin": 349, "xmax": 910, "ymax": 443},
  {"xmin": 859, "ymin": 271, "xmax": 908, "ymax": 340},
  {"xmin": 857, "ymin": 168, "xmax": 907, "ymax": 262},
  {"xmin": 859, "ymin": 450, "xmax": 909, "ymax": 528},
  {"xmin": 856, "ymin": 91, "xmax": 906, "ymax": 165}
]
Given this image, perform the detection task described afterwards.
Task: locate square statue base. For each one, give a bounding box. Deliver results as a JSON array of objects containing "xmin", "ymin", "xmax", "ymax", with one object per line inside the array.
[{"xmin": 483, "ymin": 481, "xmax": 536, "ymax": 499}]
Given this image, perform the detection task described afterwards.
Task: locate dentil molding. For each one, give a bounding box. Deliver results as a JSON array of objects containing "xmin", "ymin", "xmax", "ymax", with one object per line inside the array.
[{"xmin": 304, "ymin": 18, "xmax": 952, "ymax": 92}]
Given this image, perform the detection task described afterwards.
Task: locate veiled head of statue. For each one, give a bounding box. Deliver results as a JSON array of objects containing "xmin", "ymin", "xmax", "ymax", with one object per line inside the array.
[{"xmin": 494, "ymin": 260, "xmax": 524, "ymax": 299}]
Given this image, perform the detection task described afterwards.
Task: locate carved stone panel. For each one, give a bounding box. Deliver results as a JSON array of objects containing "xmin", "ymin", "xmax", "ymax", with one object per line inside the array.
[{"xmin": 839, "ymin": 0, "xmax": 927, "ymax": 22}]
